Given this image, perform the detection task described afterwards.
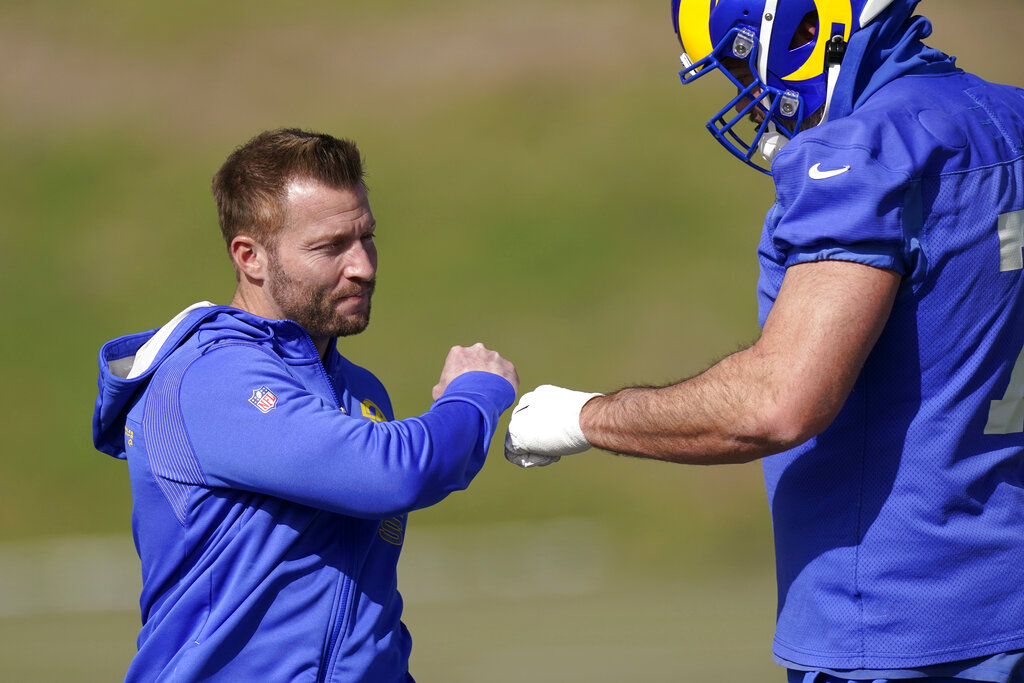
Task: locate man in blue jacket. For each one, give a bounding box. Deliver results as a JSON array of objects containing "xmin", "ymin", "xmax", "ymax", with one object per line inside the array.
[
  {"xmin": 93, "ymin": 128, "xmax": 518, "ymax": 681},
  {"xmin": 506, "ymin": 1, "xmax": 1024, "ymax": 680}
]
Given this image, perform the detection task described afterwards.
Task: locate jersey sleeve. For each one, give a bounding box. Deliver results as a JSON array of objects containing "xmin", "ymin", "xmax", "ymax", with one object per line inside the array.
[
  {"xmin": 769, "ymin": 132, "xmax": 913, "ymax": 274},
  {"xmin": 156, "ymin": 343, "xmax": 515, "ymax": 518}
]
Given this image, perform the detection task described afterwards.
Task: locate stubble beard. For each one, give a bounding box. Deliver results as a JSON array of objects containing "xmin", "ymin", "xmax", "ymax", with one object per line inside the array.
[{"xmin": 266, "ymin": 257, "xmax": 374, "ymax": 340}]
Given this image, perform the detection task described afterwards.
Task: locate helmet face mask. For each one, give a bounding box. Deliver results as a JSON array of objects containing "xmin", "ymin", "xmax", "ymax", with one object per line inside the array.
[
  {"xmin": 680, "ymin": 24, "xmax": 814, "ymax": 173},
  {"xmin": 672, "ymin": 0, "xmax": 893, "ymax": 173}
]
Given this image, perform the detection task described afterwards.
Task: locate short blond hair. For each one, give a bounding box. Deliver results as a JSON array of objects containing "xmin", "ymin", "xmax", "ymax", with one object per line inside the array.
[{"xmin": 211, "ymin": 128, "xmax": 365, "ymax": 251}]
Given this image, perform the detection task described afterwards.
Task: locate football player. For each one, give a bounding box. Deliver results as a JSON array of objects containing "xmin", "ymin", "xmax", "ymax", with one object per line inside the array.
[{"xmin": 507, "ymin": 1, "xmax": 1024, "ymax": 679}]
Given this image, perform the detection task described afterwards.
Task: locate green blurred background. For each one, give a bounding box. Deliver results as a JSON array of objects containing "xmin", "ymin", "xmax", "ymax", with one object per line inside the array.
[{"xmin": 2, "ymin": 1, "xmax": 1021, "ymax": 680}]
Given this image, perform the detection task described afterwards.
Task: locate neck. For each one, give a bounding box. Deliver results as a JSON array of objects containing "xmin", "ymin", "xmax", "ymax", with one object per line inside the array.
[
  {"xmin": 311, "ymin": 336, "xmax": 331, "ymax": 361},
  {"xmin": 230, "ymin": 287, "xmax": 331, "ymax": 361},
  {"xmin": 230, "ymin": 283, "xmax": 274, "ymax": 320}
]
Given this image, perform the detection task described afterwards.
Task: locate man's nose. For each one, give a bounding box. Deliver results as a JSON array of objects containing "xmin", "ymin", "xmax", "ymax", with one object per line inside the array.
[
  {"xmin": 734, "ymin": 86, "xmax": 766, "ymax": 122},
  {"xmin": 344, "ymin": 241, "xmax": 377, "ymax": 281},
  {"xmin": 735, "ymin": 84, "xmax": 762, "ymax": 109}
]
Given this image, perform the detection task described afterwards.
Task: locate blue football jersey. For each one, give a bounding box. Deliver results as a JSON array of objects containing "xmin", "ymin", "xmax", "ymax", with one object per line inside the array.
[{"xmin": 757, "ymin": 66, "xmax": 1024, "ymax": 668}]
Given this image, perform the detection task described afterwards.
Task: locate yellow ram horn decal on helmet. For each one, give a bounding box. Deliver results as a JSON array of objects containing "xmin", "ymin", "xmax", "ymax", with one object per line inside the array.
[
  {"xmin": 784, "ymin": 0, "xmax": 851, "ymax": 81},
  {"xmin": 677, "ymin": 0, "xmax": 718, "ymax": 64}
]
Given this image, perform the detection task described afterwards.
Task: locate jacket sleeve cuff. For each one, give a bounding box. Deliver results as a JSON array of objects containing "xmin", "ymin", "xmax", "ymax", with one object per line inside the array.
[{"xmin": 431, "ymin": 371, "xmax": 516, "ymax": 427}]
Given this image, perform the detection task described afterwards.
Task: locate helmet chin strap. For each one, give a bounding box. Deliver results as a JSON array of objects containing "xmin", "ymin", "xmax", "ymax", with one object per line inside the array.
[
  {"xmin": 758, "ymin": 123, "xmax": 787, "ymax": 163},
  {"xmin": 820, "ymin": 35, "xmax": 848, "ymax": 125},
  {"xmin": 820, "ymin": 59, "xmax": 843, "ymax": 125}
]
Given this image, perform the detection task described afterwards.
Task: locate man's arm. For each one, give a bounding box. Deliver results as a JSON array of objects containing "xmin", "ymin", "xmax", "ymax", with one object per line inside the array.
[
  {"xmin": 509, "ymin": 260, "xmax": 900, "ymax": 465},
  {"xmin": 168, "ymin": 343, "xmax": 517, "ymax": 518}
]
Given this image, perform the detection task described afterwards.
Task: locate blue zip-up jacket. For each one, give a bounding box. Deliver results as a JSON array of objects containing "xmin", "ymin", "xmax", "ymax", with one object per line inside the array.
[{"xmin": 92, "ymin": 302, "xmax": 515, "ymax": 681}]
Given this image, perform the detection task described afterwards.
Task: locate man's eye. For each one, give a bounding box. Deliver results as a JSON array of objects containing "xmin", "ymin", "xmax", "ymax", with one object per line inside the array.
[{"xmin": 316, "ymin": 241, "xmax": 345, "ymax": 252}]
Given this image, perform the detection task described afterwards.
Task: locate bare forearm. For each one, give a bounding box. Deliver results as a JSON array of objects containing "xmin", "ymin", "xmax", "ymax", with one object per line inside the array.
[
  {"xmin": 506, "ymin": 263, "xmax": 901, "ymax": 469},
  {"xmin": 579, "ymin": 347, "xmax": 797, "ymax": 465},
  {"xmin": 578, "ymin": 263, "xmax": 900, "ymax": 465}
]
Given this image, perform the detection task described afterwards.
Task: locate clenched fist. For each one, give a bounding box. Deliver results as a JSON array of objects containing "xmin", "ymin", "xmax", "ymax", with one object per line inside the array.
[
  {"xmin": 432, "ymin": 343, "xmax": 518, "ymax": 400},
  {"xmin": 504, "ymin": 385, "xmax": 602, "ymax": 468}
]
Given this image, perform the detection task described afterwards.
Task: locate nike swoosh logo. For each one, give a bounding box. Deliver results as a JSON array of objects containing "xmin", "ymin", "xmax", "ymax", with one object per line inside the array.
[{"xmin": 808, "ymin": 163, "xmax": 851, "ymax": 180}]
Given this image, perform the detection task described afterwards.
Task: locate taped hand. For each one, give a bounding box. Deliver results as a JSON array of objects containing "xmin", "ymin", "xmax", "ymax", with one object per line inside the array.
[{"xmin": 504, "ymin": 385, "xmax": 602, "ymax": 468}]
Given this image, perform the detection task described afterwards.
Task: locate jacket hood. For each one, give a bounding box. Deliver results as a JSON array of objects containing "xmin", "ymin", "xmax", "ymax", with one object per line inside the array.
[
  {"xmin": 92, "ymin": 302, "xmax": 304, "ymax": 459},
  {"xmin": 829, "ymin": 0, "xmax": 958, "ymax": 121}
]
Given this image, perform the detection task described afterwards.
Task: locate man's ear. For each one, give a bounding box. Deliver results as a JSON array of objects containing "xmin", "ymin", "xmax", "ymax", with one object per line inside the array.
[{"xmin": 230, "ymin": 234, "xmax": 269, "ymax": 283}]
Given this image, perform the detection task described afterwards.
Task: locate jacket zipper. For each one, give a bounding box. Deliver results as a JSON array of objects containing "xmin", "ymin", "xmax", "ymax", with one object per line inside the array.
[
  {"xmin": 318, "ymin": 571, "xmax": 354, "ymax": 682},
  {"xmin": 299, "ymin": 327, "xmax": 353, "ymax": 683},
  {"xmin": 295, "ymin": 326, "xmax": 342, "ymax": 409}
]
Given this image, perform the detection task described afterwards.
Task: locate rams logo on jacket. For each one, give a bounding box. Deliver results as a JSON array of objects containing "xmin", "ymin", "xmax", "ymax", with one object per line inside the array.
[{"xmin": 361, "ymin": 399, "xmax": 387, "ymax": 423}]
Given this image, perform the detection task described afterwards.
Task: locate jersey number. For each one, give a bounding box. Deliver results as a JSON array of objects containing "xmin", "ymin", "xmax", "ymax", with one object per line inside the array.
[{"xmin": 985, "ymin": 209, "xmax": 1024, "ymax": 434}]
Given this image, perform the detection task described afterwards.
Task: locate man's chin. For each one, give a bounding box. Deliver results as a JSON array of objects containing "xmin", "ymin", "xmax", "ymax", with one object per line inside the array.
[{"xmin": 332, "ymin": 313, "xmax": 370, "ymax": 338}]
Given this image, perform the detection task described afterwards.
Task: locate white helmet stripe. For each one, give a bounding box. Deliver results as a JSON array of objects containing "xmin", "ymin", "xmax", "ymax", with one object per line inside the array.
[
  {"xmin": 758, "ymin": 0, "xmax": 780, "ymax": 84},
  {"xmin": 859, "ymin": 0, "xmax": 891, "ymax": 27}
]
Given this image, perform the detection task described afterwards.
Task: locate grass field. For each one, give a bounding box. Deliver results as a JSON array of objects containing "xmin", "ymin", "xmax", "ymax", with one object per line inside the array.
[
  {"xmin": 3, "ymin": 0, "xmax": 1023, "ymax": 679},
  {"xmin": 0, "ymin": 525, "xmax": 778, "ymax": 681}
]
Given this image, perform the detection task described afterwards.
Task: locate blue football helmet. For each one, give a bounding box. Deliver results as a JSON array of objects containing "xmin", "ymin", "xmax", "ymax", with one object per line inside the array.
[{"xmin": 672, "ymin": 0, "xmax": 897, "ymax": 173}]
